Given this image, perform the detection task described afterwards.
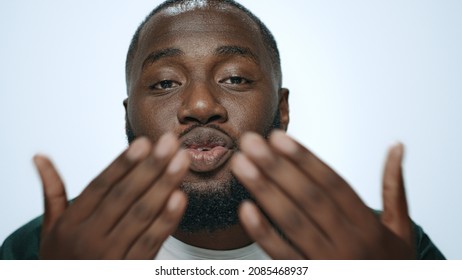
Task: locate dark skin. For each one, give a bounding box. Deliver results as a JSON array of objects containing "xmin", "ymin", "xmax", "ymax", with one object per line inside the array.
[{"xmin": 34, "ymin": 5, "xmax": 414, "ymax": 259}]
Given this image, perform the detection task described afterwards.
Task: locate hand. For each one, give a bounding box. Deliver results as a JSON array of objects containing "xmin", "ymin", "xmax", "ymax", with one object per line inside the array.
[
  {"xmin": 34, "ymin": 133, "xmax": 190, "ymax": 259},
  {"xmin": 231, "ymin": 131, "xmax": 414, "ymax": 259}
]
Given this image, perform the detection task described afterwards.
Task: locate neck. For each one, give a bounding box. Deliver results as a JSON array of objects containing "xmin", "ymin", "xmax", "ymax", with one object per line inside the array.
[{"xmin": 173, "ymin": 225, "xmax": 253, "ymax": 250}]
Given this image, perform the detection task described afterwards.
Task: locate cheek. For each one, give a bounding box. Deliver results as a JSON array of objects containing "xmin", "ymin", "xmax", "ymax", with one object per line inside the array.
[
  {"xmin": 224, "ymin": 93, "xmax": 278, "ymax": 134},
  {"xmin": 127, "ymin": 96, "xmax": 180, "ymax": 139},
  {"xmin": 127, "ymin": 89, "xmax": 279, "ymax": 140}
]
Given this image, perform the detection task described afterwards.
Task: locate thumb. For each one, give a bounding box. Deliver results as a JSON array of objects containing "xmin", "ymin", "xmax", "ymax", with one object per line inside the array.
[
  {"xmin": 380, "ymin": 143, "xmax": 413, "ymax": 247},
  {"xmin": 33, "ymin": 155, "xmax": 68, "ymax": 237}
]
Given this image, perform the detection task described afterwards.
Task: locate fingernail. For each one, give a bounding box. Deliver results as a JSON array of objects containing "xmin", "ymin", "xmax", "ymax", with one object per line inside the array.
[
  {"xmin": 126, "ymin": 137, "xmax": 149, "ymax": 160},
  {"xmin": 167, "ymin": 150, "xmax": 189, "ymax": 174},
  {"xmin": 241, "ymin": 201, "xmax": 260, "ymax": 228},
  {"xmin": 32, "ymin": 155, "xmax": 43, "ymax": 167},
  {"xmin": 390, "ymin": 142, "xmax": 404, "ymax": 158},
  {"xmin": 167, "ymin": 192, "xmax": 183, "ymax": 212},
  {"xmin": 155, "ymin": 133, "xmax": 176, "ymax": 158},
  {"xmin": 234, "ymin": 154, "xmax": 259, "ymax": 179},
  {"xmin": 241, "ymin": 133, "xmax": 266, "ymax": 155},
  {"xmin": 271, "ymin": 130, "xmax": 297, "ymax": 154}
]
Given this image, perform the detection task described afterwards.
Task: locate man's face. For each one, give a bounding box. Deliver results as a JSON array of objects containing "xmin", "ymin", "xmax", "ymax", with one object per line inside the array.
[{"xmin": 125, "ymin": 6, "xmax": 289, "ymax": 231}]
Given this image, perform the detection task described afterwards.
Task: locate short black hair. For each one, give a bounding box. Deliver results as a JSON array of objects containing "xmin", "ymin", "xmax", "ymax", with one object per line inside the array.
[{"xmin": 125, "ymin": 0, "xmax": 282, "ymax": 91}]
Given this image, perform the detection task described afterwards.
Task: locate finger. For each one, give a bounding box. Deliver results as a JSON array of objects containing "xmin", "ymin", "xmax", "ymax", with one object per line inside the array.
[
  {"xmin": 239, "ymin": 201, "xmax": 304, "ymax": 259},
  {"xmin": 124, "ymin": 190, "xmax": 187, "ymax": 259},
  {"xmin": 86, "ymin": 133, "xmax": 181, "ymax": 235},
  {"xmin": 104, "ymin": 149, "xmax": 190, "ymax": 258},
  {"xmin": 231, "ymin": 153, "xmax": 333, "ymax": 258},
  {"xmin": 239, "ymin": 133, "xmax": 349, "ymax": 243},
  {"xmin": 33, "ymin": 155, "xmax": 68, "ymax": 236},
  {"xmin": 66, "ymin": 136, "xmax": 152, "ymax": 223},
  {"xmin": 268, "ymin": 130, "xmax": 374, "ymax": 225},
  {"xmin": 381, "ymin": 143, "xmax": 413, "ymax": 246}
]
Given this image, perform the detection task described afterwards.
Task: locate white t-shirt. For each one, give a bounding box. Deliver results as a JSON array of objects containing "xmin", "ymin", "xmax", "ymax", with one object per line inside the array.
[{"xmin": 155, "ymin": 236, "xmax": 271, "ymax": 260}]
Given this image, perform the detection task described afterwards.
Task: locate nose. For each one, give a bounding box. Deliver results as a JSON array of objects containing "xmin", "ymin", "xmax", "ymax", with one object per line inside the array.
[{"xmin": 177, "ymin": 82, "xmax": 228, "ymax": 125}]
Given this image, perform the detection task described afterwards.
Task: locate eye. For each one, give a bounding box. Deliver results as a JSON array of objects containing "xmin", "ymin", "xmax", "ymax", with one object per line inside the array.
[
  {"xmin": 149, "ymin": 80, "xmax": 181, "ymax": 90},
  {"xmin": 221, "ymin": 76, "xmax": 251, "ymax": 85}
]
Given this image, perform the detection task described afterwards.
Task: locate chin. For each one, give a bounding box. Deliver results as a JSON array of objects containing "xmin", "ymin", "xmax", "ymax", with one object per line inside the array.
[
  {"xmin": 177, "ymin": 168, "xmax": 252, "ymax": 233},
  {"xmin": 181, "ymin": 168, "xmax": 235, "ymax": 193}
]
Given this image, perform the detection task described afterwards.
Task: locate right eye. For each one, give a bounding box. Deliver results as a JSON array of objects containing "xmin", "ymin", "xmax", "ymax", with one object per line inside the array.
[
  {"xmin": 149, "ymin": 80, "xmax": 181, "ymax": 90},
  {"xmin": 221, "ymin": 76, "xmax": 250, "ymax": 85}
]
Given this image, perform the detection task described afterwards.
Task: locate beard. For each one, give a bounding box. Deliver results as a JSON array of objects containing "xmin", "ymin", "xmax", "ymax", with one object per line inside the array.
[{"xmin": 125, "ymin": 110, "xmax": 281, "ymax": 233}]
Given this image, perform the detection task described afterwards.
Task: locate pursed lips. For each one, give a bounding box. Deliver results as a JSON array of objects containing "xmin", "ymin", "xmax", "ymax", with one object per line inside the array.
[{"xmin": 180, "ymin": 127, "xmax": 234, "ymax": 172}]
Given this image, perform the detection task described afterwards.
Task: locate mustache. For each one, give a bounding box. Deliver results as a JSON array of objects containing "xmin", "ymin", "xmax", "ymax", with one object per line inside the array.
[
  {"xmin": 126, "ymin": 109, "xmax": 280, "ymax": 146},
  {"xmin": 178, "ymin": 124, "xmax": 238, "ymax": 149},
  {"xmin": 126, "ymin": 121, "xmax": 239, "ymax": 149}
]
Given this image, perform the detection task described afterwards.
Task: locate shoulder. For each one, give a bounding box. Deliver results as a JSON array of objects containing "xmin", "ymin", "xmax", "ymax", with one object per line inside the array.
[
  {"xmin": 412, "ymin": 222, "xmax": 445, "ymax": 259},
  {"xmin": 0, "ymin": 215, "xmax": 43, "ymax": 260}
]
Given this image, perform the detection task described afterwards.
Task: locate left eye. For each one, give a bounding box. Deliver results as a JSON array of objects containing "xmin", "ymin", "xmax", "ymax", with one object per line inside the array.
[
  {"xmin": 149, "ymin": 80, "xmax": 181, "ymax": 90},
  {"xmin": 221, "ymin": 76, "xmax": 250, "ymax": 85}
]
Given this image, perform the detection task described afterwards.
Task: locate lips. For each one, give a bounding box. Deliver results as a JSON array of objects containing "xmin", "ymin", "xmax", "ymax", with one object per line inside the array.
[{"xmin": 180, "ymin": 127, "xmax": 234, "ymax": 173}]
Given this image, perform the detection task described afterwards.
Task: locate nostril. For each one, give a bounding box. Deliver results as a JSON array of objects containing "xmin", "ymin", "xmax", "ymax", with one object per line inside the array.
[
  {"xmin": 177, "ymin": 91, "xmax": 229, "ymax": 124},
  {"xmin": 208, "ymin": 115, "xmax": 224, "ymax": 123},
  {"xmin": 183, "ymin": 116, "xmax": 199, "ymax": 123},
  {"xmin": 180, "ymin": 114, "xmax": 226, "ymax": 125}
]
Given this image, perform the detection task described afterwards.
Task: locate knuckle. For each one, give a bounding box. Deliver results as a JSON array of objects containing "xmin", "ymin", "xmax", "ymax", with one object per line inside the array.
[
  {"xmin": 300, "ymin": 184, "xmax": 323, "ymax": 206},
  {"xmin": 159, "ymin": 208, "xmax": 178, "ymax": 225},
  {"xmin": 324, "ymin": 174, "xmax": 342, "ymax": 188},
  {"xmin": 159, "ymin": 175, "xmax": 175, "ymax": 188},
  {"xmin": 139, "ymin": 233, "xmax": 162, "ymax": 251},
  {"xmin": 307, "ymin": 233, "xmax": 327, "ymax": 254},
  {"xmin": 118, "ymin": 153, "xmax": 135, "ymax": 169},
  {"xmin": 323, "ymin": 174, "xmax": 348, "ymax": 194},
  {"xmin": 278, "ymin": 211, "xmax": 303, "ymax": 234},
  {"xmin": 250, "ymin": 222, "xmax": 271, "ymax": 241},
  {"xmin": 88, "ymin": 175, "xmax": 109, "ymax": 190},
  {"xmin": 263, "ymin": 156, "xmax": 278, "ymax": 169},
  {"xmin": 119, "ymin": 153, "xmax": 133, "ymax": 169},
  {"xmin": 383, "ymin": 177, "xmax": 398, "ymax": 189},
  {"xmin": 257, "ymin": 153, "xmax": 280, "ymax": 172},
  {"xmin": 110, "ymin": 183, "xmax": 130, "ymax": 200},
  {"xmin": 141, "ymin": 153, "xmax": 159, "ymax": 169},
  {"xmin": 326, "ymin": 210, "xmax": 344, "ymax": 228},
  {"xmin": 131, "ymin": 202, "xmax": 154, "ymax": 223},
  {"xmin": 252, "ymin": 177, "xmax": 271, "ymax": 193},
  {"xmin": 301, "ymin": 152, "xmax": 316, "ymax": 168}
]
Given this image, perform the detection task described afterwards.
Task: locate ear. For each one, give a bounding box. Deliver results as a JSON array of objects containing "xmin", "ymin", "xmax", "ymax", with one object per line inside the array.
[
  {"xmin": 123, "ymin": 98, "xmax": 128, "ymax": 112},
  {"xmin": 123, "ymin": 98, "xmax": 129, "ymax": 122},
  {"xmin": 278, "ymin": 88, "xmax": 290, "ymax": 131},
  {"xmin": 123, "ymin": 98, "xmax": 130, "ymax": 132}
]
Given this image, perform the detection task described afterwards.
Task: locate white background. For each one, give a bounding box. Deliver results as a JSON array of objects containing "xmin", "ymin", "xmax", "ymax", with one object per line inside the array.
[{"xmin": 0, "ymin": 0, "xmax": 460, "ymax": 259}]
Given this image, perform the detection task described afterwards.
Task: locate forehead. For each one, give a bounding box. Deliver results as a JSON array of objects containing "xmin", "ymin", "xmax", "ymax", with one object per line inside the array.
[{"xmin": 135, "ymin": 5, "xmax": 267, "ymax": 62}]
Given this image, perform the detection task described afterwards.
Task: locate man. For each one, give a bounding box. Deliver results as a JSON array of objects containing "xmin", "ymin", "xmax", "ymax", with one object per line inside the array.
[{"xmin": 0, "ymin": 0, "xmax": 444, "ymax": 259}]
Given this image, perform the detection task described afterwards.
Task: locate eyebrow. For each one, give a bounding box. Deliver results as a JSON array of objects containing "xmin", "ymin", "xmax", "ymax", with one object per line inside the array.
[
  {"xmin": 141, "ymin": 45, "xmax": 259, "ymax": 71},
  {"xmin": 214, "ymin": 45, "xmax": 259, "ymax": 65},
  {"xmin": 142, "ymin": 48, "xmax": 184, "ymax": 69}
]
